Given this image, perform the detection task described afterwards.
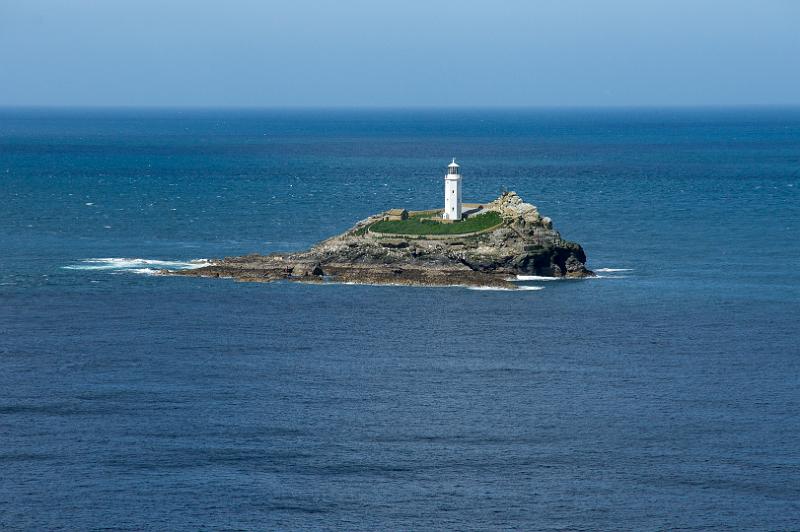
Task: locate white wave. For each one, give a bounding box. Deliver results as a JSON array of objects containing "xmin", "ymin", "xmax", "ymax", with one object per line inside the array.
[
  {"xmin": 64, "ymin": 258, "xmax": 209, "ymax": 272},
  {"xmin": 468, "ymin": 285, "xmax": 544, "ymax": 291},
  {"xmin": 594, "ymin": 268, "xmax": 633, "ymax": 272},
  {"xmin": 514, "ymin": 275, "xmax": 560, "ymax": 281},
  {"xmin": 129, "ymin": 268, "xmax": 162, "ymax": 275},
  {"xmin": 334, "ymin": 281, "xmax": 542, "ymax": 291}
]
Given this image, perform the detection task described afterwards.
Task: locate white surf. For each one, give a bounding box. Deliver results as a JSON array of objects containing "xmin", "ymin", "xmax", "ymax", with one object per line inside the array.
[
  {"xmin": 63, "ymin": 258, "xmax": 209, "ymax": 274},
  {"xmin": 468, "ymin": 285, "xmax": 544, "ymax": 291}
]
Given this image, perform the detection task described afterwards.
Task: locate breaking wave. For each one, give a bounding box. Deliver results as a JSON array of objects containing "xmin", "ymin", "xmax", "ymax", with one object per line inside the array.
[
  {"xmin": 129, "ymin": 268, "xmax": 161, "ymax": 275},
  {"xmin": 595, "ymin": 268, "xmax": 633, "ymax": 272},
  {"xmin": 336, "ymin": 281, "xmax": 543, "ymax": 291},
  {"xmin": 63, "ymin": 258, "xmax": 209, "ymax": 274},
  {"xmin": 468, "ymin": 285, "xmax": 544, "ymax": 291}
]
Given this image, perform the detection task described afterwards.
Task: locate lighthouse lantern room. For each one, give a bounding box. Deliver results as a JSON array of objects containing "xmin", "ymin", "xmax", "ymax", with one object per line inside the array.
[{"xmin": 443, "ymin": 158, "xmax": 463, "ymax": 221}]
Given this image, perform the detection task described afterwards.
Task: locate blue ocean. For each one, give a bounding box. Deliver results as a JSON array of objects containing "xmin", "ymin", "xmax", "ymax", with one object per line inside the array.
[{"xmin": 1, "ymin": 108, "xmax": 799, "ymax": 530}]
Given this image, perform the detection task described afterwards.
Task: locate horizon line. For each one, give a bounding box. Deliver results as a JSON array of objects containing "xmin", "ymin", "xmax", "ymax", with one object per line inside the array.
[{"xmin": 2, "ymin": 103, "xmax": 800, "ymax": 112}]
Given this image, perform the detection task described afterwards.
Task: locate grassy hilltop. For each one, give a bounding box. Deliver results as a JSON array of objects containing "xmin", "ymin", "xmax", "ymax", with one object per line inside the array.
[{"xmin": 369, "ymin": 210, "xmax": 502, "ymax": 236}]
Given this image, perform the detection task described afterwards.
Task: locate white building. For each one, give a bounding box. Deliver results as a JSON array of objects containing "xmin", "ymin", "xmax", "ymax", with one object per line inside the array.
[{"xmin": 443, "ymin": 158, "xmax": 463, "ymax": 220}]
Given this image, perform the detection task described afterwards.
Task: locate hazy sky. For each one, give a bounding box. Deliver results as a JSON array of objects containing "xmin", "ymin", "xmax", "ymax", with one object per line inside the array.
[{"xmin": 1, "ymin": 0, "xmax": 798, "ymax": 107}]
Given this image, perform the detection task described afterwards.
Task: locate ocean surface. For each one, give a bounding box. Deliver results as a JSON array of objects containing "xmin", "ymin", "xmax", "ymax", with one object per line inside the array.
[{"xmin": 1, "ymin": 108, "xmax": 799, "ymax": 530}]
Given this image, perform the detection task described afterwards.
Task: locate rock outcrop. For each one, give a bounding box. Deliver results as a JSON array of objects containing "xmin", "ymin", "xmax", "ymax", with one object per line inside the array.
[{"xmin": 170, "ymin": 192, "xmax": 593, "ymax": 288}]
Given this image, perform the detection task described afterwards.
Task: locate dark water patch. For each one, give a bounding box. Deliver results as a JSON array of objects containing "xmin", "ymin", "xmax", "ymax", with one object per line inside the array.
[
  {"xmin": 266, "ymin": 503, "xmax": 330, "ymax": 515},
  {"xmin": 0, "ymin": 400, "xmax": 180, "ymax": 417},
  {"xmin": 0, "ymin": 403, "xmax": 85, "ymax": 416},
  {"xmin": 0, "ymin": 452, "xmax": 52, "ymax": 463},
  {"xmin": 102, "ymin": 447, "xmax": 315, "ymax": 472}
]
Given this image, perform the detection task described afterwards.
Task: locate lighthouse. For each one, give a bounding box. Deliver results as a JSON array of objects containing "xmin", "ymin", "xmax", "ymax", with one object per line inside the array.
[{"xmin": 443, "ymin": 158, "xmax": 463, "ymax": 221}]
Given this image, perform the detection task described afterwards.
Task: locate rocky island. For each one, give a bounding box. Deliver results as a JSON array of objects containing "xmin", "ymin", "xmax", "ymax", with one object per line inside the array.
[{"xmin": 170, "ymin": 191, "xmax": 593, "ymax": 289}]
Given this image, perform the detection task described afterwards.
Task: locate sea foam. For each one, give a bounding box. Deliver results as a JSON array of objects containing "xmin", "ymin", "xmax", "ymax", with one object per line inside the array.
[
  {"xmin": 63, "ymin": 258, "xmax": 208, "ymax": 274},
  {"xmin": 468, "ymin": 285, "xmax": 544, "ymax": 291},
  {"xmin": 336, "ymin": 281, "xmax": 543, "ymax": 291}
]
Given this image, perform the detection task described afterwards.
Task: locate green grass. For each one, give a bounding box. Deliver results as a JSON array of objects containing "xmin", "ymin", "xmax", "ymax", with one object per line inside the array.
[{"xmin": 370, "ymin": 211, "xmax": 502, "ymax": 236}]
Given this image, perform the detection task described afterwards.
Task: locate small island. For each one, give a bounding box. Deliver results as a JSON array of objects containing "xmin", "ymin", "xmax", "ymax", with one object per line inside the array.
[{"xmin": 171, "ymin": 160, "xmax": 593, "ymax": 289}]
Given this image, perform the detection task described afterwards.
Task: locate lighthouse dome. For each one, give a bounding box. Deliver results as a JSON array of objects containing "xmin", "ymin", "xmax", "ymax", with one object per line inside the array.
[{"xmin": 447, "ymin": 158, "xmax": 461, "ymax": 175}]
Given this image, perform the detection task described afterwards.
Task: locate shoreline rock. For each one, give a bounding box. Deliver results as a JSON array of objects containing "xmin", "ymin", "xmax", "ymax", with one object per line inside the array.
[{"xmin": 168, "ymin": 192, "xmax": 594, "ymax": 289}]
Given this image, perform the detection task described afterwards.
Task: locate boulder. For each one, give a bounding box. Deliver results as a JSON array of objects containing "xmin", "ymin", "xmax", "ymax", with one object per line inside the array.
[{"xmin": 291, "ymin": 263, "xmax": 324, "ymax": 277}]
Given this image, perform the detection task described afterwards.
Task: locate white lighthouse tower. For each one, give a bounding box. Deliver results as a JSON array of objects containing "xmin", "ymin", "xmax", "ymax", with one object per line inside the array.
[{"xmin": 443, "ymin": 158, "xmax": 463, "ymax": 221}]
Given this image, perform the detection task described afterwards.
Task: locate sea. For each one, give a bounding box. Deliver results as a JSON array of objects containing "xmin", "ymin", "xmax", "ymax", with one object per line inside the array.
[{"xmin": 1, "ymin": 108, "xmax": 799, "ymax": 530}]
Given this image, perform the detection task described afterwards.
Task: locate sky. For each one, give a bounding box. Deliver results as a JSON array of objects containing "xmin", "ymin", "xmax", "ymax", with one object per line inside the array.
[{"xmin": 1, "ymin": 0, "xmax": 798, "ymax": 107}]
